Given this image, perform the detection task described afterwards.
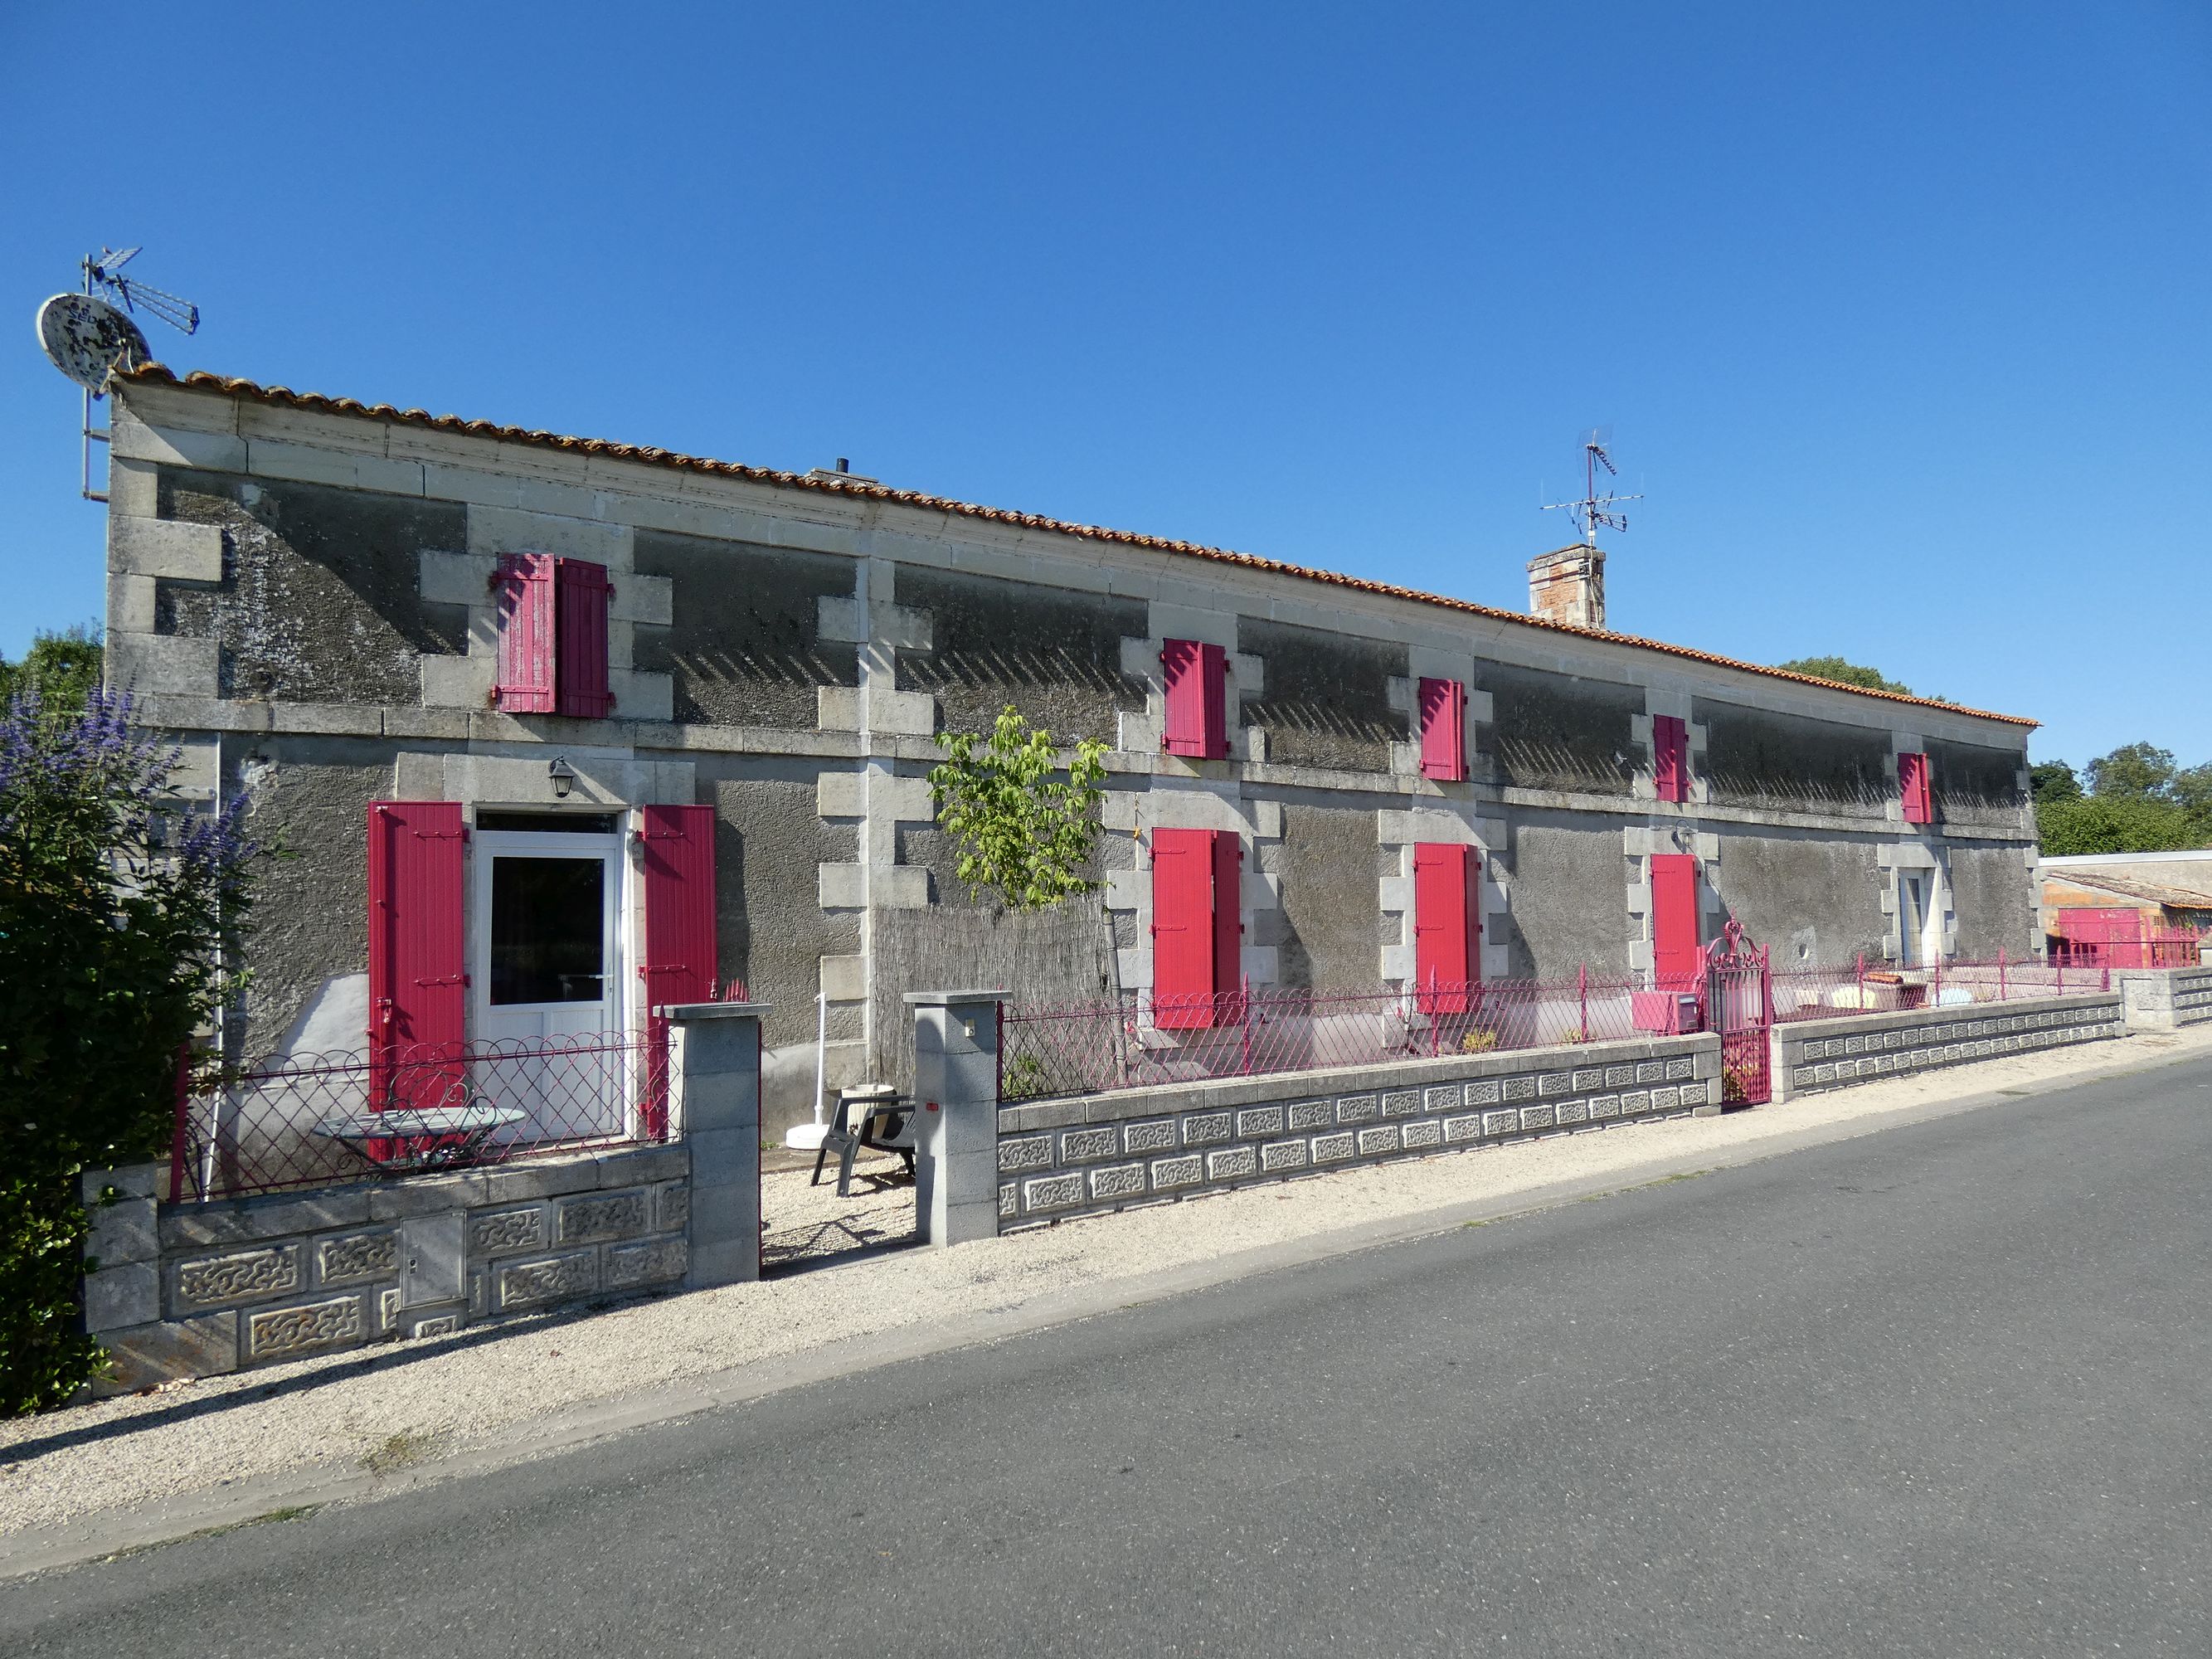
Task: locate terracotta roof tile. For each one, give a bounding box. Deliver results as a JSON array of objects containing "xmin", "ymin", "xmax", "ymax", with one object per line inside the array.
[{"xmin": 114, "ymin": 362, "xmax": 2035, "ymax": 728}]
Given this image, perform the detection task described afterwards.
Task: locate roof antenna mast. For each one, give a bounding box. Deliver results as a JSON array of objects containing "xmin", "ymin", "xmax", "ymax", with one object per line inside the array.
[
  {"xmin": 1541, "ymin": 427, "xmax": 1642, "ymax": 548},
  {"xmin": 33, "ymin": 246, "xmax": 202, "ymax": 502}
]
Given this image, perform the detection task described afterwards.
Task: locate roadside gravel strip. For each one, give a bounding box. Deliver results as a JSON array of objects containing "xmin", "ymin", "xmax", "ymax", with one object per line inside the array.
[{"xmin": 7, "ymin": 1025, "xmax": 2210, "ymax": 1565}]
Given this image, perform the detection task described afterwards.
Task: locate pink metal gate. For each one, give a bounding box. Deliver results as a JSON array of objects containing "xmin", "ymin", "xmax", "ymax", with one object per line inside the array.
[{"xmin": 1704, "ymin": 917, "xmax": 1772, "ymax": 1106}]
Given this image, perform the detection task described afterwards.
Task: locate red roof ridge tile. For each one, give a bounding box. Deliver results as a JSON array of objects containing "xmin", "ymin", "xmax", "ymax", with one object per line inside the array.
[{"xmin": 111, "ymin": 362, "xmax": 2035, "ymax": 729}]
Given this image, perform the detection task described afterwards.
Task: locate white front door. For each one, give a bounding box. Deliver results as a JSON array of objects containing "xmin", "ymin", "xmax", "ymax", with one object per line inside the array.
[
  {"xmin": 473, "ymin": 828, "xmax": 627, "ymax": 1143},
  {"xmin": 1899, "ymin": 871, "xmax": 1932, "ymax": 968}
]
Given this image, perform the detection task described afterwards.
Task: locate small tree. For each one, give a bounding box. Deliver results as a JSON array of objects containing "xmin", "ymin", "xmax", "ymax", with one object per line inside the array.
[
  {"xmin": 1773, "ymin": 655, "xmax": 1914, "ymax": 696},
  {"xmin": 0, "ymin": 688, "xmax": 258, "ymax": 1413},
  {"xmin": 927, "ymin": 705, "xmax": 1110, "ymax": 911}
]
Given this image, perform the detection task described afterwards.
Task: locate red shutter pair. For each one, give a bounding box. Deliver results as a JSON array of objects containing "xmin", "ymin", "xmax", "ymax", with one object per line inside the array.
[
  {"xmin": 367, "ymin": 802, "xmax": 717, "ymax": 1137},
  {"xmin": 494, "ymin": 555, "xmax": 614, "ymax": 718},
  {"xmin": 1412, "ymin": 843, "xmax": 1481, "ymax": 1011},
  {"xmin": 1150, "ymin": 828, "xmax": 1242, "ymax": 1028},
  {"xmin": 1417, "ymin": 679, "xmax": 1468, "ymax": 781},
  {"xmin": 1653, "ymin": 715, "xmax": 1689, "ymax": 803},
  {"xmin": 1161, "ymin": 640, "xmax": 1228, "ymax": 759},
  {"xmin": 1898, "ymin": 752, "xmax": 1933, "ymax": 825}
]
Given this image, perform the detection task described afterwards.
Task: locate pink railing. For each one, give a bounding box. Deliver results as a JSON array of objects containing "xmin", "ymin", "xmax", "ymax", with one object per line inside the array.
[
  {"xmin": 2052, "ymin": 930, "xmax": 2204, "ymax": 971},
  {"xmin": 1767, "ymin": 951, "xmax": 2113, "ymax": 1024},
  {"xmin": 999, "ymin": 973, "xmax": 1646, "ymax": 1102},
  {"xmin": 169, "ymin": 1027, "xmax": 672, "ymax": 1201}
]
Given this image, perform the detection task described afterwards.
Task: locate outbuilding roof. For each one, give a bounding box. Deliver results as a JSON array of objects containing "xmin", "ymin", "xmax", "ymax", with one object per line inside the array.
[
  {"xmin": 2039, "ymin": 868, "xmax": 2212, "ymax": 911},
  {"xmin": 114, "ymin": 362, "xmax": 2035, "ymax": 728}
]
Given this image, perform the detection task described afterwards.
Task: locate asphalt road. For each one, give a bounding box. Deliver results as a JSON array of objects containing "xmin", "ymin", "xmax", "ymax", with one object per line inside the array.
[{"xmin": 6, "ymin": 1058, "xmax": 2210, "ymax": 1657}]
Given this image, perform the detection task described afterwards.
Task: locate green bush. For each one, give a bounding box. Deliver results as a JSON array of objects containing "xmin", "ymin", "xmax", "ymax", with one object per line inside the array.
[{"xmin": 0, "ymin": 686, "xmax": 259, "ymax": 1413}]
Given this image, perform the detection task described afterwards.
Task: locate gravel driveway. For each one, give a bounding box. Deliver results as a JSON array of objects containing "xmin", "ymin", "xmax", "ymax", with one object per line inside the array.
[{"xmin": 5, "ymin": 1026, "xmax": 2204, "ymax": 1542}]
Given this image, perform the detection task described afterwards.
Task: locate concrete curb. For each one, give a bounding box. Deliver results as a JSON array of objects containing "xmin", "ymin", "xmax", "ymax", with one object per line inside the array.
[{"xmin": 5, "ymin": 1034, "xmax": 2205, "ymax": 1581}]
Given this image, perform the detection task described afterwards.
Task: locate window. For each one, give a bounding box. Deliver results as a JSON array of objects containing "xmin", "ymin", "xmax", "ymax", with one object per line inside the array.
[
  {"xmin": 1150, "ymin": 827, "xmax": 1242, "ymax": 1027},
  {"xmin": 1653, "ymin": 715, "xmax": 1689, "ymax": 803},
  {"xmin": 1417, "ymin": 679, "xmax": 1467, "ymax": 781},
  {"xmin": 1898, "ymin": 752, "xmax": 1932, "ymax": 825},
  {"xmin": 1161, "ymin": 640, "xmax": 1228, "ymax": 759},
  {"xmin": 494, "ymin": 554, "xmax": 615, "ymax": 718},
  {"xmin": 1412, "ymin": 843, "xmax": 1480, "ymax": 1010}
]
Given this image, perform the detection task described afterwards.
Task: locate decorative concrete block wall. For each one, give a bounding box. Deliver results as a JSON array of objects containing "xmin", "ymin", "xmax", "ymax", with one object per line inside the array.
[
  {"xmin": 1769, "ymin": 992, "xmax": 2122, "ymax": 1102},
  {"xmin": 82, "ymin": 1144, "xmax": 691, "ymax": 1394},
  {"xmin": 995, "ymin": 1034, "xmax": 1723, "ymax": 1229},
  {"xmin": 2111, "ymin": 966, "xmax": 2212, "ymax": 1031}
]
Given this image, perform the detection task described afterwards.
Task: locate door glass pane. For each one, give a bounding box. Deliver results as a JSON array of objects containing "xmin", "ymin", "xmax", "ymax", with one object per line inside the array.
[
  {"xmin": 490, "ymin": 857, "xmax": 605, "ymax": 1005},
  {"xmin": 1899, "ymin": 876, "xmax": 1925, "ymax": 967}
]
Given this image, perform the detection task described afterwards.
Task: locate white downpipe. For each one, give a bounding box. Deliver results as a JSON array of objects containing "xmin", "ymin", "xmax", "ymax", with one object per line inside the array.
[{"xmin": 784, "ymin": 989, "xmax": 830, "ymax": 1150}]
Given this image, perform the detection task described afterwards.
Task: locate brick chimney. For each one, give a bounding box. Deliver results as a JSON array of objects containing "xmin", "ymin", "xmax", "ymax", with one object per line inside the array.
[{"xmin": 1527, "ymin": 543, "xmax": 1607, "ymax": 631}]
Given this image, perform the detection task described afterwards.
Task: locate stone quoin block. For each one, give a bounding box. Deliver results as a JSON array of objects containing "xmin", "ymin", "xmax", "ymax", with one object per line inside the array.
[
  {"xmin": 1150, "ymin": 1155, "xmax": 1203, "ymax": 1190},
  {"xmin": 246, "ymin": 1294, "xmax": 365, "ymax": 1362},
  {"xmin": 1334, "ymin": 1094, "xmax": 1380, "ymax": 1124},
  {"xmin": 1123, "ymin": 1119, "xmax": 1177, "ymax": 1155},
  {"xmin": 604, "ymin": 1238, "xmax": 687, "ymax": 1290},
  {"xmin": 314, "ymin": 1230, "xmax": 399, "ymax": 1287},
  {"xmin": 1442, "ymin": 1113, "xmax": 1485, "ymax": 1144},
  {"xmin": 1311, "ymin": 1132, "xmax": 1356, "ymax": 1164},
  {"xmin": 1207, "ymin": 1146, "xmax": 1260, "ymax": 1181},
  {"xmin": 1381, "ymin": 1089, "xmax": 1422, "ymax": 1119},
  {"xmin": 1260, "ymin": 1139, "xmax": 1309, "ymax": 1172},
  {"xmin": 1023, "ymin": 1173, "xmax": 1085, "ymax": 1212},
  {"xmin": 85, "ymin": 1263, "xmax": 160, "ymax": 1331},
  {"xmin": 91, "ymin": 1314, "xmax": 240, "ymax": 1394},
  {"xmin": 999, "ymin": 1134, "xmax": 1053, "ymax": 1172},
  {"xmin": 1357, "ymin": 1126, "xmax": 1401, "ymax": 1156},
  {"xmin": 497, "ymin": 1251, "xmax": 598, "ymax": 1310},
  {"xmin": 1288, "ymin": 1099, "xmax": 1333, "ymax": 1131},
  {"xmin": 1464, "ymin": 1080, "xmax": 1502, "ymax": 1107},
  {"xmin": 1089, "ymin": 1163, "xmax": 1147, "ymax": 1200},
  {"xmin": 1059, "ymin": 1126, "xmax": 1120, "ymax": 1164},
  {"xmin": 1237, "ymin": 1105, "xmax": 1286, "ymax": 1138},
  {"xmin": 1482, "ymin": 1109, "xmax": 1519, "ymax": 1136},
  {"xmin": 469, "ymin": 1207, "xmax": 546, "ymax": 1254},
  {"xmin": 1400, "ymin": 1119, "xmax": 1442, "ymax": 1151},
  {"xmin": 1503, "ymin": 1076, "xmax": 1536, "ymax": 1103},
  {"xmin": 1180, "ymin": 1112, "xmax": 1233, "ymax": 1146},
  {"xmin": 174, "ymin": 1243, "xmax": 302, "ymax": 1310},
  {"xmin": 556, "ymin": 1190, "xmax": 649, "ymax": 1246}
]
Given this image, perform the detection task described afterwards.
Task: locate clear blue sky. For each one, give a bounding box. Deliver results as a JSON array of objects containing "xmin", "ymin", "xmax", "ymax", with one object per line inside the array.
[{"xmin": 4, "ymin": 2, "xmax": 2205, "ymax": 769}]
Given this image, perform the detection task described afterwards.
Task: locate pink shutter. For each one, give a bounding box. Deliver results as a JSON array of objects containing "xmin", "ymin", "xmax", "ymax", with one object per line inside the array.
[
  {"xmin": 1653, "ymin": 715, "xmax": 1688, "ymax": 803},
  {"xmin": 1150, "ymin": 828, "xmax": 1218, "ymax": 1028},
  {"xmin": 1412, "ymin": 843, "xmax": 1479, "ymax": 1012},
  {"xmin": 555, "ymin": 557, "xmax": 615, "ymax": 719},
  {"xmin": 639, "ymin": 804, "xmax": 719, "ymax": 1139},
  {"xmin": 1418, "ymin": 679, "xmax": 1467, "ymax": 781},
  {"xmin": 1211, "ymin": 829, "xmax": 1244, "ymax": 1024},
  {"xmin": 1651, "ymin": 853, "xmax": 1701, "ymax": 991},
  {"xmin": 493, "ymin": 554, "xmax": 557, "ymax": 713},
  {"xmin": 1162, "ymin": 640, "xmax": 1228, "ymax": 759},
  {"xmin": 1899, "ymin": 752, "xmax": 1932, "ymax": 824},
  {"xmin": 367, "ymin": 801, "xmax": 469, "ymax": 1112}
]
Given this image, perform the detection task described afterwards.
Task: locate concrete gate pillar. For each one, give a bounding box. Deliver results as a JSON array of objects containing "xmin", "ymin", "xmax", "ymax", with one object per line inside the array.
[
  {"xmin": 907, "ymin": 990, "xmax": 1006, "ymax": 1247},
  {"xmin": 665, "ymin": 1000, "xmax": 767, "ymax": 1288}
]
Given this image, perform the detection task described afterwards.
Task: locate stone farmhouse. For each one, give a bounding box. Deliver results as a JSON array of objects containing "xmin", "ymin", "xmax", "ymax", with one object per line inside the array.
[{"xmin": 100, "ymin": 365, "xmax": 2041, "ymax": 1138}]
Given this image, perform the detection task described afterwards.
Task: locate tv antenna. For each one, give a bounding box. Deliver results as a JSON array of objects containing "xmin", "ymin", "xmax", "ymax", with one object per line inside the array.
[
  {"xmin": 1541, "ymin": 427, "xmax": 1642, "ymax": 547},
  {"xmin": 34, "ymin": 246, "xmax": 202, "ymax": 503}
]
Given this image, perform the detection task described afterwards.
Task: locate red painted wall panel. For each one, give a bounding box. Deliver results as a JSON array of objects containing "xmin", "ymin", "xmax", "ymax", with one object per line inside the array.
[
  {"xmin": 554, "ymin": 558, "xmax": 615, "ymax": 719},
  {"xmin": 1417, "ymin": 679, "xmax": 1467, "ymax": 781},
  {"xmin": 367, "ymin": 800, "xmax": 469, "ymax": 1110},
  {"xmin": 493, "ymin": 554, "xmax": 557, "ymax": 714},
  {"xmin": 1651, "ymin": 853, "xmax": 1701, "ymax": 990}
]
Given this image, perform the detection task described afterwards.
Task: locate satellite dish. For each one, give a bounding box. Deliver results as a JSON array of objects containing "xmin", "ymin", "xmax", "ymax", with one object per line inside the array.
[{"xmin": 36, "ymin": 292, "xmax": 150, "ymax": 390}]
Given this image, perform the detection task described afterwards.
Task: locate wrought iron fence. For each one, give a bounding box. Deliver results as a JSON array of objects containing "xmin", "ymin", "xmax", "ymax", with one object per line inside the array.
[
  {"xmin": 1767, "ymin": 952, "xmax": 2112, "ymax": 1024},
  {"xmin": 2051, "ymin": 930, "xmax": 2204, "ymax": 971},
  {"xmin": 169, "ymin": 1027, "xmax": 671, "ymax": 1201},
  {"xmin": 999, "ymin": 972, "xmax": 1647, "ymax": 1102}
]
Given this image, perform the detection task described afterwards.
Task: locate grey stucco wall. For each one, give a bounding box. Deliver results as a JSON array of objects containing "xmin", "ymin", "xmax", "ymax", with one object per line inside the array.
[
  {"xmin": 1947, "ymin": 844, "xmax": 2039, "ymax": 959},
  {"xmin": 1694, "ymin": 698, "xmax": 1893, "ymax": 819},
  {"xmin": 1239, "ymin": 620, "xmax": 1403, "ymax": 775},
  {"xmin": 158, "ymin": 470, "xmax": 467, "ymax": 703},
  {"xmin": 894, "ymin": 567, "xmax": 1145, "ymax": 743},
  {"xmin": 1498, "ymin": 813, "xmax": 1632, "ymax": 976},
  {"xmin": 631, "ymin": 533, "xmax": 858, "ymax": 727},
  {"xmin": 1927, "ymin": 737, "xmax": 2030, "ymax": 832},
  {"xmin": 1266, "ymin": 800, "xmax": 1393, "ymax": 990},
  {"xmin": 1471, "ymin": 662, "xmax": 1639, "ymax": 795},
  {"xmin": 1713, "ymin": 832, "xmax": 1888, "ymax": 970}
]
